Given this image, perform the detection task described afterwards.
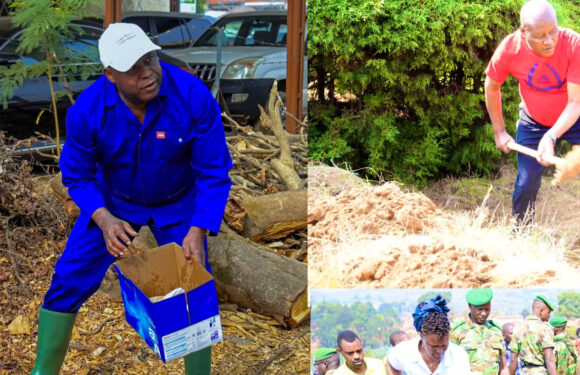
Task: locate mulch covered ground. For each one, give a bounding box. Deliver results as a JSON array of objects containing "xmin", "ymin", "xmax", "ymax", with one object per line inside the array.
[{"xmin": 0, "ymin": 133, "xmax": 309, "ymax": 374}]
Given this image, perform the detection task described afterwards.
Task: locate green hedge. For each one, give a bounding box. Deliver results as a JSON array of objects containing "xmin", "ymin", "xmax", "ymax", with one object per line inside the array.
[{"xmin": 308, "ymin": 0, "xmax": 579, "ymax": 186}]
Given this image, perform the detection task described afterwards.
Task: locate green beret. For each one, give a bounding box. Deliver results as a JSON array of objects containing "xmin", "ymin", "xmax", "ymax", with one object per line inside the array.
[
  {"xmin": 550, "ymin": 316, "xmax": 567, "ymax": 327},
  {"xmin": 314, "ymin": 347, "xmax": 337, "ymax": 362},
  {"xmin": 466, "ymin": 289, "xmax": 493, "ymax": 306},
  {"xmin": 535, "ymin": 295, "xmax": 555, "ymax": 311}
]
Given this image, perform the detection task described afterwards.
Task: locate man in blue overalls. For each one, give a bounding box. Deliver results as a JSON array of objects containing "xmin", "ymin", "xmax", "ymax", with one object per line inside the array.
[{"xmin": 30, "ymin": 23, "xmax": 232, "ymax": 375}]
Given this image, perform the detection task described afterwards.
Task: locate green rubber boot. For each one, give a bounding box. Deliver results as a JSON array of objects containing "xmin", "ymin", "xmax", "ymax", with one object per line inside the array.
[
  {"xmin": 30, "ymin": 308, "xmax": 77, "ymax": 375},
  {"xmin": 184, "ymin": 346, "xmax": 212, "ymax": 375}
]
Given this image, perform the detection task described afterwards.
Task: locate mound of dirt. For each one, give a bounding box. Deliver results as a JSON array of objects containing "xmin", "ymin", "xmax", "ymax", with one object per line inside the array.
[
  {"xmin": 309, "ymin": 165, "xmax": 580, "ymax": 289},
  {"xmin": 340, "ymin": 238, "xmax": 497, "ymax": 289},
  {"xmin": 309, "ymin": 183, "xmax": 438, "ymax": 239}
]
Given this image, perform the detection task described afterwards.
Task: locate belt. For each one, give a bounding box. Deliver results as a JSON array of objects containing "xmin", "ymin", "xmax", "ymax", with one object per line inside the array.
[{"xmin": 521, "ymin": 363, "xmax": 546, "ymax": 368}]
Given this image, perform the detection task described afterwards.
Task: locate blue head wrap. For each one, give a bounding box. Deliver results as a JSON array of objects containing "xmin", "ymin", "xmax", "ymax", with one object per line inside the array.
[{"xmin": 412, "ymin": 295, "xmax": 450, "ymax": 332}]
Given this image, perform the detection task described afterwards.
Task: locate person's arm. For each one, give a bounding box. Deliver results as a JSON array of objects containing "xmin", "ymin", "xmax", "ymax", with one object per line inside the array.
[
  {"xmin": 182, "ymin": 226, "xmax": 208, "ymax": 266},
  {"xmin": 537, "ymin": 81, "xmax": 580, "ymax": 165},
  {"xmin": 508, "ymin": 351, "xmax": 518, "ymax": 375},
  {"xmin": 60, "ymin": 92, "xmax": 137, "ymax": 257},
  {"xmin": 543, "ymin": 347, "xmax": 557, "ymax": 375},
  {"xmin": 498, "ymin": 353, "xmax": 509, "ymax": 375},
  {"xmin": 485, "ymin": 76, "xmax": 515, "ymax": 153},
  {"xmin": 182, "ymin": 82, "xmax": 233, "ymax": 265},
  {"xmin": 60, "ymin": 102, "xmax": 106, "ymax": 218}
]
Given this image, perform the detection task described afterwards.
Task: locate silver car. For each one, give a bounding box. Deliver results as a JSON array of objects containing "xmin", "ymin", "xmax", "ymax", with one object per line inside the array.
[{"xmin": 168, "ymin": 10, "xmax": 307, "ymax": 123}]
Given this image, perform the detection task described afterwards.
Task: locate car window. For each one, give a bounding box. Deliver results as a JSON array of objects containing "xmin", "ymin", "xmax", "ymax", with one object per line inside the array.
[
  {"xmin": 0, "ymin": 25, "xmax": 101, "ymax": 67},
  {"xmin": 63, "ymin": 27, "xmax": 101, "ymax": 62},
  {"xmin": 0, "ymin": 31, "xmax": 44, "ymax": 65},
  {"xmin": 195, "ymin": 15, "xmax": 286, "ymax": 47},
  {"xmin": 153, "ymin": 17, "xmax": 188, "ymax": 48},
  {"xmin": 276, "ymin": 24, "xmax": 287, "ymax": 44},
  {"xmin": 123, "ymin": 17, "xmax": 150, "ymax": 35},
  {"xmin": 184, "ymin": 18, "xmax": 212, "ymax": 42},
  {"xmin": 245, "ymin": 19, "xmax": 286, "ymax": 46}
]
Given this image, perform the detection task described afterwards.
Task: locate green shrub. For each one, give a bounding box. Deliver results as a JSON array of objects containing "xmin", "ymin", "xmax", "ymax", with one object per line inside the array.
[{"xmin": 309, "ymin": 0, "xmax": 580, "ymax": 186}]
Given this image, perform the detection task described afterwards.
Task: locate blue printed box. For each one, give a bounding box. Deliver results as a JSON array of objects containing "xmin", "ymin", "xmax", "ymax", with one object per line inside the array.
[{"xmin": 114, "ymin": 242, "xmax": 223, "ymax": 363}]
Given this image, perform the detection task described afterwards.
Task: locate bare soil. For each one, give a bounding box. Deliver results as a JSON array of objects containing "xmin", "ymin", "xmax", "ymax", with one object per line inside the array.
[{"xmin": 308, "ymin": 164, "xmax": 580, "ymax": 289}]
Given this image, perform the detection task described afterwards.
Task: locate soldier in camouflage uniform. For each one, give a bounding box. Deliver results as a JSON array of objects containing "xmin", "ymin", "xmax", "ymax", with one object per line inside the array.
[
  {"xmin": 509, "ymin": 295, "xmax": 557, "ymax": 375},
  {"xmin": 451, "ymin": 289, "xmax": 509, "ymax": 375},
  {"xmin": 549, "ymin": 316, "xmax": 578, "ymax": 375}
]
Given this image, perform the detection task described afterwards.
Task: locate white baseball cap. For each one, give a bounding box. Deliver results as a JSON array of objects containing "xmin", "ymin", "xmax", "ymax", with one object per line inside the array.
[{"xmin": 98, "ymin": 23, "xmax": 161, "ymax": 72}]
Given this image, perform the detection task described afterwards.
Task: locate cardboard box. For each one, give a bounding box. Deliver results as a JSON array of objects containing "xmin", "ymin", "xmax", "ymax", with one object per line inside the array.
[{"xmin": 114, "ymin": 242, "xmax": 223, "ymax": 363}]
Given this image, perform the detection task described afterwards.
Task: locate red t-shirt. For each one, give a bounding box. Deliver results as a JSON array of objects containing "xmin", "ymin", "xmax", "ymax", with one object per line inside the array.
[{"xmin": 486, "ymin": 27, "xmax": 580, "ymax": 127}]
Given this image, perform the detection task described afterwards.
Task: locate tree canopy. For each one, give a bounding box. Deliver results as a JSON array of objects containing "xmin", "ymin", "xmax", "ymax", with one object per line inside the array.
[{"xmin": 311, "ymin": 301, "xmax": 402, "ymax": 351}]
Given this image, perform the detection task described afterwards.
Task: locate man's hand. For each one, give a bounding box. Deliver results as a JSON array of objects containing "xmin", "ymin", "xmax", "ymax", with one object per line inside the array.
[
  {"xmin": 183, "ymin": 226, "xmax": 207, "ymax": 266},
  {"xmin": 494, "ymin": 130, "xmax": 515, "ymax": 154},
  {"xmin": 92, "ymin": 207, "xmax": 138, "ymax": 258},
  {"xmin": 537, "ymin": 133, "xmax": 556, "ymax": 166}
]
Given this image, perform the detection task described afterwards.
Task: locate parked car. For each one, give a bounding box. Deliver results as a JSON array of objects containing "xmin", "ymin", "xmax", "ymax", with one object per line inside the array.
[
  {"xmin": 0, "ymin": 19, "xmax": 195, "ymax": 143},
  {"xmin": 168, "ymin": 10, "xmax": 307, "ymax": 124},
  {"xmin": 121, "ymin": 12, "xmax": 215, "ymax": 50}
]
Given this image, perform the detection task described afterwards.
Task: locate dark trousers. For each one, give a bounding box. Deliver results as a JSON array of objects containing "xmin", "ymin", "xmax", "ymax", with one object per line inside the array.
[
  {"xmin": 43, "ymin": 213, "xmax": 209, "ymax": 313},
  {"xmin": 513, "ymin": 111, "xmax": 580, "ymax": 223}
]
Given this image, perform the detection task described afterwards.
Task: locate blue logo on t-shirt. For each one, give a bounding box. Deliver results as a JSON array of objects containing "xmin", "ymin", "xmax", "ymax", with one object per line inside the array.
[{"xmin": 527, "ymin": 63, "xmax": 566, "ymax": 91}]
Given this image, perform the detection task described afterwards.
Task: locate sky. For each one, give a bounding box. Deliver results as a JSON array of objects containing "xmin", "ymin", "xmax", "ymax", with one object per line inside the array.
[{"xmin": 311, "ymin": 288, "xmax": 580, "ymax": 319}]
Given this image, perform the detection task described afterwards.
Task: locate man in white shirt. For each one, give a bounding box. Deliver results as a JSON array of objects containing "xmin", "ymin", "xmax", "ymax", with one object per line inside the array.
[
  {"xmin": 387, "ymin": 296, "xmax": 471, "ymax": 374},
  {"xmin": 334, "ymin": 330, "xmax": 387, "ymax": 375}
]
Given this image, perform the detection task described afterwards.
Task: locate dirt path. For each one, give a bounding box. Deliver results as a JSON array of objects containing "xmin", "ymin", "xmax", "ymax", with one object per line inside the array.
[{"xmin": 308, "ymin": 164, "xmax": 580, "ymax": 289}]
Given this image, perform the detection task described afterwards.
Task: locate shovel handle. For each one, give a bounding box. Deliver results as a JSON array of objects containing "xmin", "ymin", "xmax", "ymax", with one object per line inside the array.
[{"xmin": 506, "ymin": 141, "xmax": 563, "ymax": 166}]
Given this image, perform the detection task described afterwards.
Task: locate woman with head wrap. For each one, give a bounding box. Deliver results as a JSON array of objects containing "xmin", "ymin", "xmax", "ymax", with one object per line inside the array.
[{"xmin": 387, "ymin": 295, "xmax": 471, "ymax": 374}]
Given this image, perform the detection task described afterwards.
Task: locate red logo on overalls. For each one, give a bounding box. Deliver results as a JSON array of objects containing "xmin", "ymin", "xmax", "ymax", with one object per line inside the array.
[{"xmin": 156, "ymin": 131, "xmax": 166, "ymax": 139}]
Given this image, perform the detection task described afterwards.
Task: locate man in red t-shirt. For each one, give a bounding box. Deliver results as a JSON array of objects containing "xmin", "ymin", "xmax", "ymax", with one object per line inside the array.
[{"xmin": 485, "ymin": 0, "xmax": 580, "ymax": 225}]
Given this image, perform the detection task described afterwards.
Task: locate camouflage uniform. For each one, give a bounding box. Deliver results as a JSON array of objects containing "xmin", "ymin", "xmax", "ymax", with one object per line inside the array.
[
  {"xmin": 509, "ymin": 316, "xmax": 554, "ymax": 375},
  {"xmin": 553, "ymin": 332, "xmax": 578, "ymax": 375},
  {"xmin": 451, "ymin": 315, "xmax": 505, "ymax": 375}
]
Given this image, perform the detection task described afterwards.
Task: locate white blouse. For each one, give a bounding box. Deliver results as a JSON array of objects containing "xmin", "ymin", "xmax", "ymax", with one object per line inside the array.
[{"xmin": 388, "ymin": 337, "xmax": 471, "ymax": 375}]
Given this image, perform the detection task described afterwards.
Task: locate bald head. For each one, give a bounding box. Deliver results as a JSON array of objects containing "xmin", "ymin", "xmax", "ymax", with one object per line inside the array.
[
  {"xmin": 389, "ymin": 330, "xmax": 410, "ymax": 347},
  {"xmin": 502, "ymin": 322, "xmax": 515, "ymax": 344},
  {"xmin": 520, "ymin": 0, "xmax": 557, "ymax": 28},
  {"xmin": 532, "ymin": 299, "xmax": 546, "ymax": 311},
  {"xmin": 532, "ymin": 299, "xmax": 552, "ymax": 321},
  {"xmin": 519, "ymin": 0, "xmax": 559, "ymax": 57}
]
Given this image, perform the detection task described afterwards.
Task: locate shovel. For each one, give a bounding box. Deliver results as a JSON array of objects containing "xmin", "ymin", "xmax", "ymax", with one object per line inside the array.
[
  {"xmin": 507, "ymin": 141, "xmax": 580, "ymax": 185},
  {"xmin": 506, "ymin": 141, "xmax": 563, "ymax": 166}
]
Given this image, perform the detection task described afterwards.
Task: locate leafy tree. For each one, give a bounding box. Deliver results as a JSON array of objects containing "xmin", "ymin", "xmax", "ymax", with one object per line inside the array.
[
  {"xmin": 521, "ymin": 308, "xmax": 530, "ymax": 318},
  {"xmin": 308, "ymin": 0, "xmax": 580, "ymax": 186},
  {"xmin": 312, "ymin": 301, "xmax": 401, "ymax": 352},
  {"xmin": 378, "ymin": 303, "xmax": 401, "ymax": 317},
  {"xmin": 0, "ymin": 0, "xmax": 101, "ymax": 156},
  {"xmin": 311, "ymin": 302, "xmax": 354, "ymax": 347},
  {"xmin": 417, "ymin": 291, "xmax": 452, "ymax": 305},
  {"xmin": 557, "ymin": 291, "xmax": 580, "ymax": 318}
]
